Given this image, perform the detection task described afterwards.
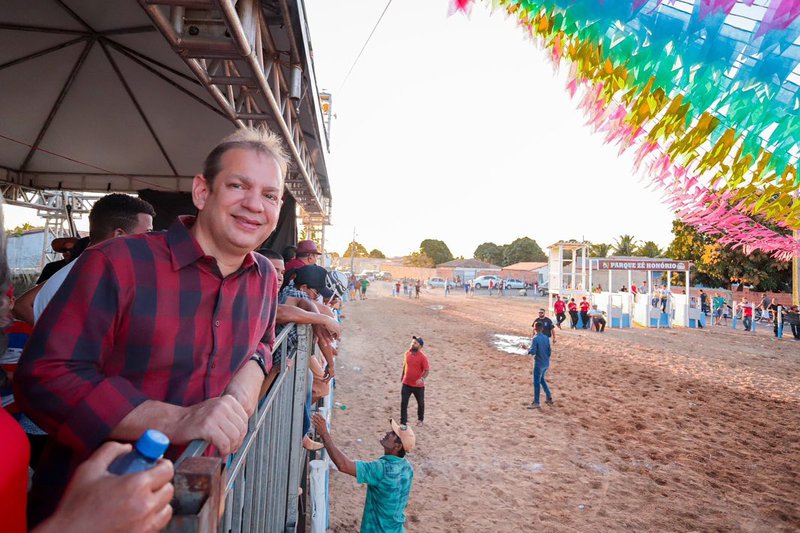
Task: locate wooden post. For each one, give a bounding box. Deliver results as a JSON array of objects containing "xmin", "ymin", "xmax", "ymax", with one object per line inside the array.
[{"xmin": 165, "ymin": 456, "xmax": 224, "ymax": 533}]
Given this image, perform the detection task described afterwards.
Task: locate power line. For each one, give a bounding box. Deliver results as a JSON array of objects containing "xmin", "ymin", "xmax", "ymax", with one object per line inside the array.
[{"xmin": 340, "ymin": 0, "xmax": 393, "ymax": 91}]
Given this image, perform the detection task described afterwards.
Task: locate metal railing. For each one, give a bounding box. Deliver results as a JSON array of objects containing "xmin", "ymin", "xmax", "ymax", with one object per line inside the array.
[{"xmin": 168, "ymin": 323, "xmax": 311, "ymax": 532}]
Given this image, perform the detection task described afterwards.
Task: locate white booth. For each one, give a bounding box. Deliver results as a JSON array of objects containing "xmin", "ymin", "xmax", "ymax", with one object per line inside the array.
[{"xmin": 547, "ymin": 242, "xmax": 696, "ymax": 329}]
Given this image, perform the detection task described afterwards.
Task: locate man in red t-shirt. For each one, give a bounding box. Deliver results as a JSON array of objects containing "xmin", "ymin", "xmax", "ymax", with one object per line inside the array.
[
  {"xmin": 567, "ymin": 298, "xmax": 579, "ymax": 329},
  {"xmin": 553, "ymin": 296, "xmax": 567, "ymax": 329},
  {"xmin": 741, "ymin": 297, "xmax": 754, "ymax": 331},
  {"xmin": 579, "ymin": 297, "xmax": 591, "ymax": 329},
  {"xmin": 400, "ymin": 336, "xmax": 430, "ymax": 427}
]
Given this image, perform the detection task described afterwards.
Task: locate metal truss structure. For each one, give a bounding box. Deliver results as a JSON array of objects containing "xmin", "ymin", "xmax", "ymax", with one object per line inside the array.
[
  {"xmin": 0, "ymin": 180, "xmax": 99, "ymax": 264},
  {"xmin": 138, "ymin": 0, "xmax": 331, "ymax": 222},
  {"xmin": 0, "ymin": 0, "xmax": 331, "ymax": 250}
]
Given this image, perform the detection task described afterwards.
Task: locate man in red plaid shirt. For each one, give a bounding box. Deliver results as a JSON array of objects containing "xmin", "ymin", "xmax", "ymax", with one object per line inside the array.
[{"xmin": 15, "ymin": 128, "xmax": 287, "ymax": 525}]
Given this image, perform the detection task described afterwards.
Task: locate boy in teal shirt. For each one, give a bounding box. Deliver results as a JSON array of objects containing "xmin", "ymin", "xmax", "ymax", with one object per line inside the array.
[{"xmin": 312, "ymin": 414, "xmax": 415, "ymax": 532}]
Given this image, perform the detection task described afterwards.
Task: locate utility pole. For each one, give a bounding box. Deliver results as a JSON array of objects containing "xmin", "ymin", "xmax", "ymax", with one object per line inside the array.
[{"xmin": 350, "ymin": 227, "xmax": 356, "ymax": 276}]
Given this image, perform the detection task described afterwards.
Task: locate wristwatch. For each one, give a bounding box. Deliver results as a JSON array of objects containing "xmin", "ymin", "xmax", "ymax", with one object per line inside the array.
[{"xmin": 250, "ymin": 355, "xmax": 269, "ymax": 378}]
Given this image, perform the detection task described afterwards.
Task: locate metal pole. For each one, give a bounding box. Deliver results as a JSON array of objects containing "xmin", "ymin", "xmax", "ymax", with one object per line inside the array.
[
  {"xmin": 350, "ymin": 227, "xmax": 355, "ymax": 275},
  {"xmin": 685, "ymin": 269, "xmax": 690, "ymax": 328},
  {"xmin": 571, "ymin": 248, "xmax": 576, "ymax": 290},
  {"xmin": 794, "ymin": 229, "xmax": 799, "ymax": 306},
  {"xmin": 309, "ymin": 459, "xmax": 327, "ymax": 533}
]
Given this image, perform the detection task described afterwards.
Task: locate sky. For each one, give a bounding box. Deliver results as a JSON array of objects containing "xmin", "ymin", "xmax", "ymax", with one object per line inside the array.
[
  {"xmin": 3, "ymin": 0, "xmax": 678, "ymax": 258},
  {"xmin": 304, "ymin": 0, "xmax": 677, "ymax": 258}
]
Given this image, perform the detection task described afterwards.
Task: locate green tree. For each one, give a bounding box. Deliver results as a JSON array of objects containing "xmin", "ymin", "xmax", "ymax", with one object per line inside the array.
[
  {"xmin": 666, "ymin": 221, "xmax": 791, "ymax": 291},
  {"xmin": 342, "ymin": 241, "xmax": 369, "ymax": 258},
  {"xmin": 368, "ymin": 249, "xmax": 386, "ymax": 259},
  {"xmin": 636, "ymin": 241, "xmax": 664, "ymax": 258},
  {"xmin": 473, "ymin": 242, "xmax": 504, "ymax": 265},
  {"xmin": 502, "ymin": 237, "xmax": 546, "ymax": 266},
  {"xmin": 419, "ymin": 239, "xmax": 453, "ymax": 266},
  {"xmin": 403, "ymin": 251, "xmax": 434, "ymax": 267},
  {"xmin": 6, "ymin": 223, "xmax": 37, "ymax": 236},
  {"xmin": 590, "ymin": 243, "xmax": 611, "ymax": 258},
  {"xmin": 612, "ymin": 234, "xmax": 639, "ymax": 256}
]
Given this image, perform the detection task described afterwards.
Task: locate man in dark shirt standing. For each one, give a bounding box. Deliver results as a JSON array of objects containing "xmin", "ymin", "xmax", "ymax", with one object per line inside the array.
[
  {"xmin": 15, "ymin": 128, "xmax": 287, "ymax": 524},
  {"xmin": 532, "ymin": 308, "xmax": 556, "ymax": 345}
]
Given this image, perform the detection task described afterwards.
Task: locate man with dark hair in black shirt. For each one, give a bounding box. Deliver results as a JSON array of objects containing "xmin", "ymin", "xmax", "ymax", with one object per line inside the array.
[{"xmin": 532, "ymin": 308, "xmax": 556, "ymax": 345}]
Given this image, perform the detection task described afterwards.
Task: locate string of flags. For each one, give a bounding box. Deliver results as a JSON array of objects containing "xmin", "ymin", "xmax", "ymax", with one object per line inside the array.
[{"xmin": 452, "ymin": 0, "xmax": 800, "ymax": 260}]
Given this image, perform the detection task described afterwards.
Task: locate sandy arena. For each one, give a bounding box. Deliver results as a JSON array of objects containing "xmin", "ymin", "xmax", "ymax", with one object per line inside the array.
[{"xmin": 323, "ymin": 282, "xmax": 800, "ymax": 532}]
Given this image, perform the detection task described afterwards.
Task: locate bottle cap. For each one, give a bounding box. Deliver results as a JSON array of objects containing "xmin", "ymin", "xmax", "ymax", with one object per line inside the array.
[{"xmin": 134, "ymin": 429, "xmax": 170, "ymax": 460}]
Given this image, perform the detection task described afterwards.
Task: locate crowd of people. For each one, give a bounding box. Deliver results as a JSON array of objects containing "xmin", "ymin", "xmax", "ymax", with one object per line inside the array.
[{"xmin": 0, "ymin": 128, "xmax": 420, "ymax": 532}]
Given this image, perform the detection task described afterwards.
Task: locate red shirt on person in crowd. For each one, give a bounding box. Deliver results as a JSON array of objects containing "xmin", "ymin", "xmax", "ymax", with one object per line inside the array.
[
  {"xmin": 743, "ymin": 303, "xmax": 753, "ymax": 317},
  {"xmin": 402, "ymin": 350, "xmax": 430, "ymax": 388},
  {"xmin": 14, "ymin": 216, "xmax": 278, "ymax": 523},
  {"xmin": 568, "ymin": 301, "xmax": 578, "ymax": 312},
  {"xmin": 554, "ymin": 300, "xmax": 566, "ymax": 314},
  {"xmin": 0, "ymin": 408, "xmax": 28, "ymax": 533},
  {"xmin": 580, "ymin": 300, "xmax": 591, "ymax": 312}
]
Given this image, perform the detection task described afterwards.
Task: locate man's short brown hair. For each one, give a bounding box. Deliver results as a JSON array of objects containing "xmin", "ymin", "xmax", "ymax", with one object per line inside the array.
[{"xmin": 202, "ymin": 127, "xmax": 289, "ymax": 189}]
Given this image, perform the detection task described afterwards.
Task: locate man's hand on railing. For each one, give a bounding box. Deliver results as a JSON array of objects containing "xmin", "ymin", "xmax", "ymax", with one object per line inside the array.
[
  {"xmin": 225, "ymin": 358, "xmax": 269, "ymax": 418},
  {"xmin": 35, "ymin": 442, "xmax": 174, "ymax": 533},
  {"xmin": 321, "ymin": 315, "xmax": 341, "ymax": 339},
  {"xmin": 173, "ymin": 395, "xmax": 248, "ymax": 455}
]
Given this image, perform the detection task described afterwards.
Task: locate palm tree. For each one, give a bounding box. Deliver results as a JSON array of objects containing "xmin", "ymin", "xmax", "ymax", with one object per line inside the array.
[
  {"xmin": 590, "ymin": 243, "xmax": 612, "ymax": 258},
  {"xmin": 636, "ymin": 241, "xmax": 664, "ymax": 258},
  {"xmin": 612, "ymin": 234, "xmax": 639, "ymax": 256}
]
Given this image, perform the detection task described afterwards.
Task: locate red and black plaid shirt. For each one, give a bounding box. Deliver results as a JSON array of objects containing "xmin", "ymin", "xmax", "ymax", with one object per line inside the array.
[{"xmin": 14, "ymin": 215, "xmax": 277, "ymax": 522}]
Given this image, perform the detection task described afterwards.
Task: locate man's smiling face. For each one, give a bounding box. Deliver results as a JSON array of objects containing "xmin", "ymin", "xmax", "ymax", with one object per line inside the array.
[{"xmin": 194, "ymin": 148, "xmax": 282, "ymax": 258}]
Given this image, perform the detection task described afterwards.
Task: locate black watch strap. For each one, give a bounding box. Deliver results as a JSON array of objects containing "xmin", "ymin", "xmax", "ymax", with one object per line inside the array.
[{"xmin": 250, "ymin": 355, "xmax": 268, "ymax": 378}]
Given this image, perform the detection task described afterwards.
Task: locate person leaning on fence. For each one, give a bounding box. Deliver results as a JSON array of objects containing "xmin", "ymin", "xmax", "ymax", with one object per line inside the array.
[
  {"xmin": 261, "ymin": 250, "xmax": 340, "ymax": 372},
  {"xmin": 0, "ymin": 198, "xmax": 174, "ymax": 533},
  {"xmin": 311, "ymin": 414, "xmax": 415, "ymax": 533},
  {"xmin": 14, "ymin": 127, "xmax": 286, "ymax": 526}
]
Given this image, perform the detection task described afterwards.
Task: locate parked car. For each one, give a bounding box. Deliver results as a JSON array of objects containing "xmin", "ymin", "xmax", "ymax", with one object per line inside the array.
[
  {"xmin": 503, "ymin": 278, "xmax": 529, "ymax": 289},
  {"xmin": 428, "ymin": 277, "xmax": 454, "ymax": 289},
  {"xmin": 472, "ymin": 275, "xmax": 501, "ymax": 289},
  {"xmin": 538, "ymin": 282, "xmax": 549, "ymax": 296}
]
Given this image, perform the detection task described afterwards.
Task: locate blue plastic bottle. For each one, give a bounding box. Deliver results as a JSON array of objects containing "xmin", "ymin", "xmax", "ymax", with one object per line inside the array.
[{"xmin": 108, "ymin": 429, "xmax": 170, "ymax": 475}]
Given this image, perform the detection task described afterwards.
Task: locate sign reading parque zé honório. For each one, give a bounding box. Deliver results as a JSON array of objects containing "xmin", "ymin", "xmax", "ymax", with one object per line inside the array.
[{"xmin": 597, "ymin": 259, "xmax": 692, "ymax": 271}]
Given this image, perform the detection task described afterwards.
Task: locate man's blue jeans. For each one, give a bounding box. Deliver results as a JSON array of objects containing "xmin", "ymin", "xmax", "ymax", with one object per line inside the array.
[{"xmin": 533, "ymin": 364, "xmax": 551, "ymax": 405}]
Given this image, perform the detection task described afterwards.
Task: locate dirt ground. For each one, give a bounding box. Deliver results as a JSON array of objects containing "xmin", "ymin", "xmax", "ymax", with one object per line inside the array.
[{"xmin": 323, "ymin": 281, "xmax": 800, "ymax": 532}]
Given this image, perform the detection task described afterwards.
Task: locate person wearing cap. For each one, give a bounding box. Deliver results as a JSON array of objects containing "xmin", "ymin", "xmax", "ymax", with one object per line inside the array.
[
  {"xmin": 284, "ymin": 239, "xmax": 321, "ymax": 273},
  {"xmin": 400, "ymin": 336, "xmax": 429, "ymax": 427},
  {"xmin": 35, "ymin": 237, "xmax": 80, "ymax": 285},
  {"xmin": 311, "ymin": 413, "xmax": 415, "ymax": 533},
  {"xmin": 280, "ymin": 264, "xmax": 338, "ymax": 379}
]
